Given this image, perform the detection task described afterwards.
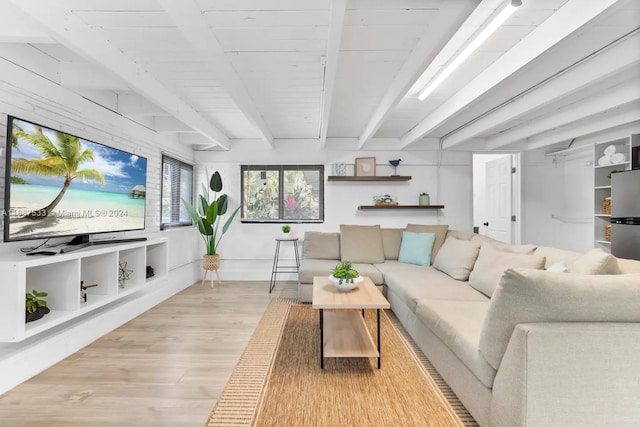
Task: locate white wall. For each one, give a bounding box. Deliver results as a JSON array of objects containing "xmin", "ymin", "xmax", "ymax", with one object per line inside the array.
[
  {"xmin": 194, "ymin": 141, "xmax": 474, "ymax": 280},
  {"xmin": 0, "ymin": 56, "xmax": 202, "ymax": 393}
]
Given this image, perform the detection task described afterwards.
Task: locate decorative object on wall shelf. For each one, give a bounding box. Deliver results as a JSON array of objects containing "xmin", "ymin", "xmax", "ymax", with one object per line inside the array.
[
  {"xmin": 388, "ymin": 158, "xmax": 402, "ymax": 176},
  {"xmin": 373, "ymin": 194, "xmax": 398, "ymax": 206},
  {"xmin": 419, "ymin": 192, "xmax": 430, "ymax": 205},
  {"xmin": 605, "ymin": 224, "xmax": 611, "ymax": 242},
  {"xmin": 598, "ymin": 145, "xmax": 627, "ymax": 166},
  {"xmin": 332, "ymin": 163, "xmax": 347, "ymax": 176},
  {"xmin": 327, "ymin": 176, "xmax": 411, "ymax": 182},
  {"xmin": 355, "ymin": 157, "xmax": 376, "ymax": 176},
  {"xmin": 118, "ymin": 261, "xmax": 133, "ymax": 288},
  {"xmin": 25, "ymin": 290, "xmax": 49, "ymax": 323}
]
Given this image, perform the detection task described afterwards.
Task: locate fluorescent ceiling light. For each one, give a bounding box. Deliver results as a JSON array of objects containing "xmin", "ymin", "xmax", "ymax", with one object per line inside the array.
[{"xmin": 418, "ymin": 0, "xmax": 522, "ymax": 101}]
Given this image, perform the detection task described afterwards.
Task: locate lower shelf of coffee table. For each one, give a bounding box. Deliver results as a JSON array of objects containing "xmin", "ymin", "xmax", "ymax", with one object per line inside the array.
[{"xmin": 323, "ymin": 310, "xmax": 378, "ymax": 358}]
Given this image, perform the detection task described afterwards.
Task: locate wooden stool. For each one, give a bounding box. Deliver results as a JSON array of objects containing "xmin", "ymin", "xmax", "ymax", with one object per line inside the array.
[
  {"xmin": 202, "ymin": 254, "xmax": 221, "ymax": 288},
  {"xmin": 269, "ymin": 237, "xmax": 300, "ymax": 293}
]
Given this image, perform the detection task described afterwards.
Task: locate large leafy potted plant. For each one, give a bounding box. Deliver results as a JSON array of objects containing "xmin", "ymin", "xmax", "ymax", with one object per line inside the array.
[{"xmin": 183, "ymin": 171, "xmax": 240, "ymax": 277}]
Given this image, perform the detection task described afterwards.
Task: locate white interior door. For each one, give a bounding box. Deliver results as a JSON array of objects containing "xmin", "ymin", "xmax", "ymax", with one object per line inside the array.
[{"xmin": 484, "ymin": 156, "xmax": 512, "ymax": 243}]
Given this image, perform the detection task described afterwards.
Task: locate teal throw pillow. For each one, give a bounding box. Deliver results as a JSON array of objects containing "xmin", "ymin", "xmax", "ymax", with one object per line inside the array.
[{"xmin": 398, "ymin": 231, "xmax": 436, "ymax": 266}]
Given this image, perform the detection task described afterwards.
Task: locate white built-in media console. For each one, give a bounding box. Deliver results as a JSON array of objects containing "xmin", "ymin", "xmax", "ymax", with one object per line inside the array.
[{"xmin": 0, "ymin": 238, "xmax": 168, "ymax": 342}]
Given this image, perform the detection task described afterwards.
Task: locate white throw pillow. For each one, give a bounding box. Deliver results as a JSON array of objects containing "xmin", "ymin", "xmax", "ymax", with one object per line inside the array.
[
  {"xmin": 433, "ymin": 237, "xmax": 481, "ymax": 281},
  {"xmin": 468, "ymin": 245, "xmax": 546, "ymax": 297},
  {"xmin": 568, "ymin": 248, "xmax": 619, "ymax": 274}
]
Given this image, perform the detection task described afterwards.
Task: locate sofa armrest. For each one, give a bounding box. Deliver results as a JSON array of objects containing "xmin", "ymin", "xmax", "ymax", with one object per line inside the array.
[{"xmin": 491, "ymin": 322, "xmax": 640, "ymax": 427}]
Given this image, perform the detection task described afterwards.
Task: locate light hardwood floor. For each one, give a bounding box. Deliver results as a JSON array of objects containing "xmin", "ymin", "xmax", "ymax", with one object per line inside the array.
[{"xmin": 0, "ymin": 280, "xmax": 298, "ymax": 426}]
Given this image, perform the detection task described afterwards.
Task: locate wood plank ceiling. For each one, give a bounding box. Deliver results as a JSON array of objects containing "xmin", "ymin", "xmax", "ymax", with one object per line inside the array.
[{"xmin": 1, "ymin": 0, "xmax": 639, "ymax": 151}]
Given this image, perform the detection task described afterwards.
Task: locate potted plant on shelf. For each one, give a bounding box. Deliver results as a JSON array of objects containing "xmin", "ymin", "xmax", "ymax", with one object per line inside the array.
[
  {"xmin": 281, "ymin": 224, "xmax": 291, "ymax": 238},
  {"xmin": 183, "ymin": 171, "xmax": 240, "ymax": 275},
  {"xmin": 329, "ymin": 261, "xmax": 363, "ymax": 291},
  {"xmin": 26, "ymin": 290, "xmax": 50, "ymax": 323}
]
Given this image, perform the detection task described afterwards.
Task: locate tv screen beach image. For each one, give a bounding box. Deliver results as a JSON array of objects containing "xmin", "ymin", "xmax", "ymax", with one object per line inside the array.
[{"xmin": 6, "ymin": 118, "xmax": 147, "ymax": 241}]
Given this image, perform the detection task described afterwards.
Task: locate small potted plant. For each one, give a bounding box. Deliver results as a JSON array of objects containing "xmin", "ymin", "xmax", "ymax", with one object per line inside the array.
[
  {"xmin": 281, "ymin": 224, "xmax": 291, "ymax": 238},
  {"xmin": 26, "ymin": 290, "xmax": 50, "ymax": 323},
  {"xmin": 329, "ymin": 261, "xmax": 363, "ymax": 291}
]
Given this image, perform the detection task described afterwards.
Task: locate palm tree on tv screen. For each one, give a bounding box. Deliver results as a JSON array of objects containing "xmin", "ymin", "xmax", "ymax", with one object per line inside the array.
[{"xmin": 12, "ymin": 125, "xmax": 106, "ymax": 219}]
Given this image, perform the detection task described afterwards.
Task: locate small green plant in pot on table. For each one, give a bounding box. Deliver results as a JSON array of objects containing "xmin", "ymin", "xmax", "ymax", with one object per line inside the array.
[
  {"xmin": 329, "ymin": 261, "xmax": 363, "ymax": 291},
  {"xmin": 26, "ymin": 290, "xmax": 50, "ymax": 322}
]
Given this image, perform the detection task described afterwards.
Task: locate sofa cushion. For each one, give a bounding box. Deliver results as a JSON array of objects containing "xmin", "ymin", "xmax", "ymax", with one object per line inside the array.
[
  {"xmin": 340, "ymin": 224, "xmax": 385, "ymax": 264},
  {"xmin": 385, "ymin": 267, "xmax": 488, "ymax": 313},
  {"xmin": 374, "ymin": 260, "xmax": 427, "ymax": 276},
  {"xmin": 416, "ymin": 299, "xmax": 496, "ymax": 388},
  {"xmin": 381, "ymin": 228, "xmax": 404, "ymax": 260},
  {"xmin": 567, "ymin": 248, "xmax": 620, "ymax": 274},
  {"xmin": 398, "ymin": 231, "xmax": 435, "ymax": 267},
  {"xmin": 405, "ymin": 224, "xmax": 449, "ymax": 262},
  {"xmin": 618, "ymin": 258, "xmax": 640, "ymax": 274},
  {"xmin": 302, "ymin": 232, "xmax": 340, "ymax": 260},
  {"xmin": 533, "ymin": 246, "xmax": 582, "ymax": 269},
  {"xmin": 479, "ymin": 268, "xmax": 640, "ymax": 370},
  {"xmin": 433, "ymin": 236, "xmax": 481, "ymax": 281},
  {"xmin": 446, "ymin": 229, "xmax": 475, "ymax": 240},
  {"xmin": 468, "ymin": 245, "xmax": 545, "ymax": 297},
  {"xmin": 352, "ymin": 263, "xmax": 384, "ymax": 285},
  {"xmin": 471, "ymin": 234, "xmax": 537, "ymax": 254},
  {"xmin": 299, "ymin": 259, "xmax": 338, "ymax": 283}
]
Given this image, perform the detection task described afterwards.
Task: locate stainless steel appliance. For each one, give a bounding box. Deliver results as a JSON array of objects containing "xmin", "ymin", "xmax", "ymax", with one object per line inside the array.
[{"xmin": 611, "ymin": 169, "xmax": 640, "ymax": 260}]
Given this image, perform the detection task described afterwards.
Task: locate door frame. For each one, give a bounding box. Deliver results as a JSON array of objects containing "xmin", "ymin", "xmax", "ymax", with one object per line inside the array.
[{"xmin": 472, "ymin": 151, "xmax": 523, "ymax": 244}]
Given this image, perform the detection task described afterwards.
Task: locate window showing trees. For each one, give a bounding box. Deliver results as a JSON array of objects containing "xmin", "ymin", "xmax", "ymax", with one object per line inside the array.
[
  {"xmin": 160, "ymin": 155, "xmax": 193, "ymax": 229},
  {"xmin": 241, "ymin": 165, "xmax": 324, "ymax": 222}
]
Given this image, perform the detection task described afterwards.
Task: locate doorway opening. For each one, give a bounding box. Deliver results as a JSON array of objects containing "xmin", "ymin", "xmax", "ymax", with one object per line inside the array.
[{"xmin": 472, "ymin": 153, "xmax": 522, "ymax": 244}]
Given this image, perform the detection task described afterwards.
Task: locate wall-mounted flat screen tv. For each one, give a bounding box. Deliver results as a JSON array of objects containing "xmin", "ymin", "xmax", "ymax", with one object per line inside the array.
[{"xmin": 4, "ymin": 116, "xmax": 147, "ymax": 242}]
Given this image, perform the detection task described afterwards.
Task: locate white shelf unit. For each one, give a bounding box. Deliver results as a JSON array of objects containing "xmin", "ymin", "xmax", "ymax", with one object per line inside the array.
[
  {"xmin": 593, "ymin": 135, "xmax": 639, "ymax": 249},
  {"xmin": 0, "ymin": 238, "xmax": 168, "ymax": 342}
]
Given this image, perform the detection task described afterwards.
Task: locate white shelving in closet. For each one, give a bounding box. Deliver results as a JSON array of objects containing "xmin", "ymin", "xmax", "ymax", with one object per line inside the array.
[{"xmin": 593, "ymin": 134, "xmax": 639, "ymax": 249}]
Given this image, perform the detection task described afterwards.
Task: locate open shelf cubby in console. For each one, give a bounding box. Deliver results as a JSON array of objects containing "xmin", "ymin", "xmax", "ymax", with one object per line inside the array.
[{"xmin": 0, "ymin": 237, "xmax": 168, "ymax": 342}]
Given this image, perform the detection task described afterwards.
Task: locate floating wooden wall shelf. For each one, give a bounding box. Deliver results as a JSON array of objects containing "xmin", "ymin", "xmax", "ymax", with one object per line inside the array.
[
  {"xmin": 327, "ymin": 176, "xmax": 411, "ymax": 182},
  {"xmin": 358, "ymin": 205, "xmax": 444, "ymax": 210}
]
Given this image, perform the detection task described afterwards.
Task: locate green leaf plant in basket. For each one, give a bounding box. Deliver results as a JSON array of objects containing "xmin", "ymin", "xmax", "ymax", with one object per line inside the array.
[{"xmin": 329, "ymin": 261, "xmax": 363, "ymax": 291}]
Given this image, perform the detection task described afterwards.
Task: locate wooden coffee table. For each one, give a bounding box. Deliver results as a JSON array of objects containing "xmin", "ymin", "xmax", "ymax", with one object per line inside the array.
[{"xmin": 312, "ymin": 276, "xmax": 390, "ymax": 369}]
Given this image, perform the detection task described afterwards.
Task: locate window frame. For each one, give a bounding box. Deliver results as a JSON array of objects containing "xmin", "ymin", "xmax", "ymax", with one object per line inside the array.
[
  {"xmin": 240, "ymin": 164, "xmax": 324, "ymax": 223},
  {"xmin": 160, "ymin": 155, "xmax": 194, "ymax": 230}
]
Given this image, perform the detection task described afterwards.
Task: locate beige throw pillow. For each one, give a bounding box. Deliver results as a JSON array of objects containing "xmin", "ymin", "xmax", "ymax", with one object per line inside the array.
[
  {"xmin": 479, "ymin": 268, "xmax": 640, "ymax": 370},
  {"xmin": 302, "ymin": 232, "xmax": 340, "ymax": 260},
  {"xmin": 340, "ymin": 224, "xmax": 385, "ymax": 264},
  {"xmin": 405, "ymin": 224, "xmax": 449, "ymax": 262},
  {"xmin": 381, "ymin": 228, "xmax": 404, "ymax": 260},
  {"xmin": 433, "ymin": 237, "xmax": 481, "ymax": 281},
  {"xmin": 568, "ymin": 248, "xmax": 620, "ymax": 274},
  {"xmin": 468, "ymin": 245, "xmax": 545, "ymax": 297}
]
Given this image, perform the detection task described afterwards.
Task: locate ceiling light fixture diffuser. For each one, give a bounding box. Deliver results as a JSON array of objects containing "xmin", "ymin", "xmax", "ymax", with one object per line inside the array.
[{"xmin": 418, "ymin": 0, "xmax": 522, "ymax": 101}]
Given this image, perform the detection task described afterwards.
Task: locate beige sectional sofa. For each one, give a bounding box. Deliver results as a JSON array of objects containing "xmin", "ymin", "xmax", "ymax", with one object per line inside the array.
[{"xmin": 298, "ymin": 224, "xmax": 640, "ymax": 427}]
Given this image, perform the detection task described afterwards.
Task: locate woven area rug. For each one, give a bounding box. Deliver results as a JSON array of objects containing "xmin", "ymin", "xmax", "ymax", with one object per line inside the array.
[{"xmin": 207, "ymin": 298, "xmax": 477, "ymax": 427}]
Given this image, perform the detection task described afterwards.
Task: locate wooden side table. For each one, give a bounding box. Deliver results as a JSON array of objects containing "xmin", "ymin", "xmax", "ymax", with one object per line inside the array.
[{"xmin": 269, "ymin": 237, "xmax": 300, "ymax": 293}]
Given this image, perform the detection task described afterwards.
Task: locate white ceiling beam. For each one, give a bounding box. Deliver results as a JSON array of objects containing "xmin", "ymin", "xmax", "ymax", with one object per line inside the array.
[
  {"xmin": 59, "ymin": 62, "xmax": 129, "ymax": 90},
  {"xmin": 445, "ymin": 32, "xmax": 640, "ymax": 149},
  {"xmin": 318, "ymin": 0, "xmax": 346, "ymax": 148},
  {"xmin": 117, "ymin": 93, "xmax": 169, "ymax": 117},
  {"xmin": 486, "ymin": 79, "xmax": 640, "ymax": 149},
  {"xmin": 399, "ymin": 0, "xmax": 621, "ymax": 150},
  {"xmin": 0, "ymin": 1, "xmax": 54, "ymax": 44},
  {"xmin": 357, "ymin": 0, "xmax": 480, "ymax": 148},
  {"xmin": 10, "ymin": 0, "xmax": 231, "ymax": 150},
  {"xmin": 159, "ymin": 0, "xmax": 274, "ymax": 148},
  {"xmin": 154, "ymin": 117, "xmax": 197, "ymax": 133},
  {"xmin": 526, "ymin": 104, "xmax": 640, "ymax": 150}
]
